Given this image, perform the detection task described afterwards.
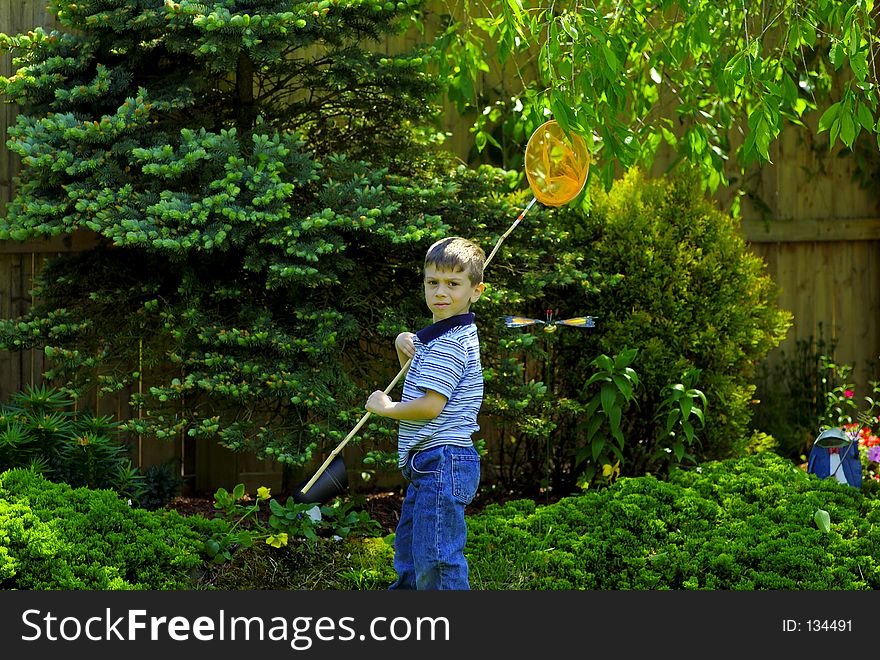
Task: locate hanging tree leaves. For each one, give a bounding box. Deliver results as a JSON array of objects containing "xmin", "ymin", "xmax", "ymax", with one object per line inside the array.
[{"xmin": 429, "ymin": 1, "xmax": 880, "ymax": 204}]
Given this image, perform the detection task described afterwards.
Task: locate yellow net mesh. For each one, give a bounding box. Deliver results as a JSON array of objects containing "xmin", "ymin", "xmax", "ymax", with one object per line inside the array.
[{"xmin": 524, "ymin": 120, "xmax": 591, "ymax": 207}]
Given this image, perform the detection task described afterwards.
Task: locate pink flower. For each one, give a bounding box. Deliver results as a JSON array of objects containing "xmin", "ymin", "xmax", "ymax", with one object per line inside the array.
[{"xmin": 844, "ymin": 389, "xmax": 854, "ymax": 398}]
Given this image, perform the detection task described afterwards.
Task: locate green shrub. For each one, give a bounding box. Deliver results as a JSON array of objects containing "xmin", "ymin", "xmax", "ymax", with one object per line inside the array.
[
  {"xmin": 563, "ymin": 169, "xmax": 792, "ymax": 475},
  {"xmin": 137, "ymin": 461, "xmax": 186, "ymax": 511},
  {"xmin": 0, "ymin": 385, "xmax": 141, "ymax": 498},
  {"xmin": 0, "ymin": 468, "xmax": 219, "ymax": 589},
  {"xmin": 0, "ymin": 385, "xmax": 183, "ymax": 508},
  {"xmin": 465, "ymin": 452, "xmax": 880, "ymax": 590}
]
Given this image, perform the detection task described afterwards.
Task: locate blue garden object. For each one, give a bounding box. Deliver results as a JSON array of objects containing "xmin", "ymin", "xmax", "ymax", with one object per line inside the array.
[{"xmin": 807, "ymin": 427, "xmax": 862, "ymax": 488}]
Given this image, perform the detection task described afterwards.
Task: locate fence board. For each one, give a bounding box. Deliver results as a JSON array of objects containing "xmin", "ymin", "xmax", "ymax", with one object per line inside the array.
[
  {"xmin": 0, "ymin": 253, "xmax": 22, "ymax": 399},
  {"xmin": 0, "ymin": 251, "xmax": 46, "ymax": 400},
  {"xmin": 743, "ymin": 217, "xmax": 880, "ymax": 242},
  {"xmin": 749, "ymin": 239, "xmax": 880, "ymax": 400}
]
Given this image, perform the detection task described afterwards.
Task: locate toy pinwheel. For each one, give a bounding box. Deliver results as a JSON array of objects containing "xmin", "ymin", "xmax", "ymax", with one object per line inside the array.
[{"xmin": 504, "ymin": 309, "xmax": 596, "ymax": 333}]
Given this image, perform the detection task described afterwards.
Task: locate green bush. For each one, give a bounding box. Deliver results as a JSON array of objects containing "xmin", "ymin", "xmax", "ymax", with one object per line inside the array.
[
  {"xmin": 464, "ymin": 452, "xmax": 880, "ymax": 589},
  {"xmin": 0, "ymin": 385, "xmax": 141, "ymax": 497},
  {"xmin": 136, "ymin": 461, "xmax": 187, "ymax": 511},
  {"xmin": 0, "ymin": 385, "xmax": 182, "ymax": 508},
  {"xmin": 0, "ymin": 468, "xmax": 219, "ymax": 589},
  {"xmin": 564, "ymin": 169, "xmax": 791, "ymax": 475}
]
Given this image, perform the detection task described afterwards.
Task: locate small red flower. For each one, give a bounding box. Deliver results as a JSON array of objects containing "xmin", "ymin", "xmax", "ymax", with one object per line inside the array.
[{"xmin": 844, "ymin": 389, "xmax": 854, "ymax": 398}]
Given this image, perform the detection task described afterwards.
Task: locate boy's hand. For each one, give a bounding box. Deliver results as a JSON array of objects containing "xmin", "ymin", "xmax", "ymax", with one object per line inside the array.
[
  {"xmin": 365, "ymin": 390, "xmax": 393, "ymax": 415},
  {"xmin": 395, "ymin": 332, "xmax": 416, "ymax": 359}
]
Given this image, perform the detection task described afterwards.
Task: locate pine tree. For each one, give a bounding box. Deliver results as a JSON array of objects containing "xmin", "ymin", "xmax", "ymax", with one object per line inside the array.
[{"xmin": 0, "ymin": 0, "xmax": 480, "ymax": 477}]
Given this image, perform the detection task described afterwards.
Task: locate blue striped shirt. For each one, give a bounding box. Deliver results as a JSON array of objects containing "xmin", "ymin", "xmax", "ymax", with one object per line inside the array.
[{"xmin": 397, "ymin": 313, "xmax": 483, "ymax": 467}]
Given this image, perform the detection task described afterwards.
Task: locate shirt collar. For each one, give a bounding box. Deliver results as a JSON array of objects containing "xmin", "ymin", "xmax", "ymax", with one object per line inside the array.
[{"xmin": 415, "ymin": 312, "xmax": 475, "ymax": 344}]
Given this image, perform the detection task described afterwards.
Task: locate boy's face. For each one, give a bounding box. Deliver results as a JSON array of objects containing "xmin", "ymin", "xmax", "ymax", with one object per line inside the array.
[{"xmin": 424, "ymin": 265, "xmax": 484, "ymax": 323}]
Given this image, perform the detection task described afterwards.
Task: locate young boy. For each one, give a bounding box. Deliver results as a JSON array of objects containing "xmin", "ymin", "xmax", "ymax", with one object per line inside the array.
[{"xmin": 365, "ymin": 236, "xmax": 485, "ymax": 590}]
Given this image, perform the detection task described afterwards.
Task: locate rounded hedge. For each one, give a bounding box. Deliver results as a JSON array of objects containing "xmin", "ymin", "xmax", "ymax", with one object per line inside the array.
[
  {"xmin": 464, "ymin": 453, "xmax": 880, "ymax": 590},
  {"xmin": 0, "ymin": 468, "xmax": 220, "ymax": 589},
  {"xmin": 560, "ymin": 168, "xmax": 791, "ymax": 474}
]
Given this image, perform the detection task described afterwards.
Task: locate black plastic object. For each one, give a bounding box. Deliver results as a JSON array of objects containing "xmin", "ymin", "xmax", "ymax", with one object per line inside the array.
[{"xmin": 293, "ymin": 455, "xmax": 348, "ymax": 504}]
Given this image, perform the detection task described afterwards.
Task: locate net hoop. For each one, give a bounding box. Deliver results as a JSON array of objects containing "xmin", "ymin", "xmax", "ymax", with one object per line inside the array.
[{"xmin": 524, "ymin": 120, "xmax": 591, "ymax": 207}]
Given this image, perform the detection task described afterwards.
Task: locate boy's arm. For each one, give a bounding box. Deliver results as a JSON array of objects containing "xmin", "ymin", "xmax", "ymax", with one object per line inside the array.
[{"xmin": 365, "ymin": 389, "xmax": 446, "ymax": 420}]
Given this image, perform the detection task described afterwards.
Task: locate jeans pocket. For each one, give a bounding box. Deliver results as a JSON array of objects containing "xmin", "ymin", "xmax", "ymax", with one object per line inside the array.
[
  {"xmin": 451, "ymin": 453, "xmax": 481, "ymax": 505},
  {"xmin": 409, "ymin": 449, "xmax": 439, "ymax": 476}
]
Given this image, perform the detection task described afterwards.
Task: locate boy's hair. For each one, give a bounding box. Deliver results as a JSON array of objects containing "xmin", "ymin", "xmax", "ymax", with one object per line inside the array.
[{"xmin": 425, "ymin": 237, "xmax": 485, "ymax": 285}]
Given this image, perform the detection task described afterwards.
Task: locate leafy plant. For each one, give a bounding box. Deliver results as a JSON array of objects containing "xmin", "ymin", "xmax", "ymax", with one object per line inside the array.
[
  {"xmin": 203, "ymin": 484, "xmax": 382, "ymax": 565},
  {"xmin": 0, "ymin": 385, "xmax": 141, "ymax": 498},
  {"xmin": 816, "ymin": 374, "xmax": 880, "ymax": 490},
  {"xmin": 137, "ymin": 461, "xmax": 186, "ymax": 511},
  {"xmin": 652, "ymin": 368, "xmax": 708, "ymax": 469},
  {"xmin": 320, "ymin": 496, "xmax": 383, "ymax": 539},
  {"xmin": 751, "ymin": 330, "xmax": 839, "ymax": 460},
  {"xmin": 204, "ymin": 484, "xmax": 268, "ymax": 564},
  {"xmin": 0, "ymin": 468, "xmax": 217, "ymax": 589},
  {"xmin": 576, "ymin": 348, "xmax": 640, "ymax": 487},
  {"xmin": 432, "ymin": 2, "xmax": 880, "ymax": 203},
  {"xmin": 819, "ymin": 357, "xmax": 859, "ymax": 430}
]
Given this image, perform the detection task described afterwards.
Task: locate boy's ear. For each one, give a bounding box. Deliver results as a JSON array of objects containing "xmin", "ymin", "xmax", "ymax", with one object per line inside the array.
[{"xmin": 470, "ymin": 282, "xmax": 485, "ymax": 303}]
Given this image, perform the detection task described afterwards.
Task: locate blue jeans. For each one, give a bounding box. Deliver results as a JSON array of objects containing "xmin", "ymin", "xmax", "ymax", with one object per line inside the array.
[{"xmin": 389, "ymin": 444, "xmax": 481, "ymax": 590}]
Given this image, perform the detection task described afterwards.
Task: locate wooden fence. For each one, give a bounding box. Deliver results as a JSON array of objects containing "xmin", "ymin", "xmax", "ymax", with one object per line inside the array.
[
  {"xmin": 2, "ymin": 1, "xmax": 880, "ymax": 492},
  {"xmin": 737, "ymin": 121, "xmax": 880, "ymax": 400}
]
